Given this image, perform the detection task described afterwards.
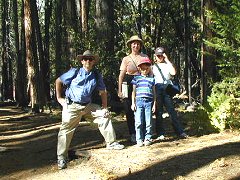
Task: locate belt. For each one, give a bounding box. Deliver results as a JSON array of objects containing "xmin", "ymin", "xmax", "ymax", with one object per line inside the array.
[
  {"xmin": 67, "ymin": 99, "xmax": 89, "ymax": 106},
  {"xmin": 73, "ymin": 102, "xmax": 89, "ymax": 106}
]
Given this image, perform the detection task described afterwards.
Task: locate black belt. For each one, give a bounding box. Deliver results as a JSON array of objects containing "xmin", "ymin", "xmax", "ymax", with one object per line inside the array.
[{"xmin": 67, "ymin": 99, "xmax": 89, "ymax": 106}]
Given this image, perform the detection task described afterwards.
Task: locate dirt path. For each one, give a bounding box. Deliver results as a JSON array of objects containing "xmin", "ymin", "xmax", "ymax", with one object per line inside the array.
[{"xmin": 0, "ymin": 106, "xmax": 240, "ymax": 180}]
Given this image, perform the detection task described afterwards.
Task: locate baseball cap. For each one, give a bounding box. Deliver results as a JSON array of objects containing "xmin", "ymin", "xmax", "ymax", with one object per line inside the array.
[
  {"xmin": 137, "ymin": 57, "xmax": 152, "ymax": 66},
  {"xmin": 155, "ymin": 47, "xmax": 165, "ymax": 55}
]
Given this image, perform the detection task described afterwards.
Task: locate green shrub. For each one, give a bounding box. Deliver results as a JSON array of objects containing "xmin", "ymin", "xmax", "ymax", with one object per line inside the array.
[
  {"xmin": 182, "ymin": 106, "xmax": 218, "ymax": 136},
  {"xmin": 207, "ymin": 77, "xmax": 240, "ymax": 131}
]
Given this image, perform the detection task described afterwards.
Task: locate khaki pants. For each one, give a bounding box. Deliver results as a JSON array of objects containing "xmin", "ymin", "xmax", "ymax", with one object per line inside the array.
[{"xmin": 57, "ymin": 103, "xmax": 116, "ymax": 160}]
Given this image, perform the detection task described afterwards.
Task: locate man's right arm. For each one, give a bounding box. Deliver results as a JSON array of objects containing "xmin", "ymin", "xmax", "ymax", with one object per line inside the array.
[{"xmin": 55, "ymin": 77, "xmax": 65, "ymax": 106}]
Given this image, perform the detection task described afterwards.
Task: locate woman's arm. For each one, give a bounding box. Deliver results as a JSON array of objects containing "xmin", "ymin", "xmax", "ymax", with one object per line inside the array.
[
  {"xmin": 118, "ymin": 69, "xmax": 126, "ymax": 97},
  {"xmin": 131, "ymin": 85, "xmax": 137, "ymax": 111}
]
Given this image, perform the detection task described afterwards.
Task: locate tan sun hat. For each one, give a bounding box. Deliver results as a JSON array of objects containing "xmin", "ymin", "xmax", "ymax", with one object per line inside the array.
[
  {"xmin": 77, "ymin": 50, "xmax": 99, "ymax": 63},
  {"xmin": 126, "ymin": 35, "xmax": 143, "ymax": 47}
]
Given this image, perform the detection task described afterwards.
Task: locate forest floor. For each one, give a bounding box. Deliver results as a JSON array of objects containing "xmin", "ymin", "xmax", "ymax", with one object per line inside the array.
[{"xmin": 0, "ymin": 105, "xmax": 240, "ymax": 180}]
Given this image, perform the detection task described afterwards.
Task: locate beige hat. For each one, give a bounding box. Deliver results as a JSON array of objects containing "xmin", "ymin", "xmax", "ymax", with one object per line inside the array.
[
  {"xmin": 77, "ymin": 50, "xmax": 99, "ymax": 63},
  {"xmin": 126, "ymin": 35, "xmax": 143, "ymax": 47}
]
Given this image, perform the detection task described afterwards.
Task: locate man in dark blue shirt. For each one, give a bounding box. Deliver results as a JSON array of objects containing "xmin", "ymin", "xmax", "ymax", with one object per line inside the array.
[{"xmin": 55, "ymin": 50, "xmax": 124, "ymax": 169}]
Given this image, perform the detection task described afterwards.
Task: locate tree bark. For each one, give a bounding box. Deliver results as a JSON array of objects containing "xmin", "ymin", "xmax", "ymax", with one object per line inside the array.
[
  {"xmin": 1, "ymin": 0, "xmax": 13, "ymax": 101},
  {"xmin": 24, "ymin": 0, "xmax": 38, "ymax": 111},
  {"xmin": 13, "ymin": 0, "xmax": 24, "ymax": 105},
  {"xmin": 81, "ymin": 0, "xmax": 89, "ymax": 34},
  {"xmin": 30, "ymin": 0, "xmax": 46, "ymax": 111},
  {"xmin": 44, "ymin": 0, "xmax": 52, "ymax": 103},
  {"xmin": 95, "ymin": 0, "xmax": 114, "ymax": 54},
  {"xmin": 200, "ymin": 0, "xmax": 215, "ymax": 105},
  {"xmin": 55, "ymin": 0, "xmax": 63, "ymax": 78},
  {"xmin": 184, "ymin": 0, "xmax": 192, "ymax": 104}
]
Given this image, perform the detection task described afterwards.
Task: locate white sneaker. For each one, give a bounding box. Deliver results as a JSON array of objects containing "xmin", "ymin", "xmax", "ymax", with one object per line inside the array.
[
  {"xmin": 58, "ymin": 159, "xmax": 67, "ymax": 170},
  {"xmin": 106, "ymin": 142, "xmax": 124, "ymax": 150},
  {"xmin": 144, "ymin": 139, "xmax": 152, "ymax": 146},
  {"xmin": 136, "ymin": 140, "xmax": 144, "ymax": 147},
  {"xmin": 156, "ymin": 135, "xmax": 165, "ymax": 140}
]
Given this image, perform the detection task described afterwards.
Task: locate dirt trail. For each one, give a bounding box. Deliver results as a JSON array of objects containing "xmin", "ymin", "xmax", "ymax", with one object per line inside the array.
[{"xmin": 0, "ymin": 106, "xmax": 240, "ymax": 180}]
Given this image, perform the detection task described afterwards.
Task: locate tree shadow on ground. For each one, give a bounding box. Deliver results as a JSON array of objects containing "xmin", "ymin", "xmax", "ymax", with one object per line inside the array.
[
  {"xmin": 118, "ymin": 141, "xmax": 240, "ymax": 180},
  {"xmin": 0, "ymin": 108, "xmax": 112, "ymax": 178},
  {"xmin": 0, "ymin": 106, "xmax": 239, "ymax": 180}
]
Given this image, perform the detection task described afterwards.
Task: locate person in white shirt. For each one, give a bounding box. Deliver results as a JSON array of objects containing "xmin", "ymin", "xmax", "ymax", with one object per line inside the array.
[{"xmin": 152, "ymin": 47, "xmax": 188, "ymax": 140}]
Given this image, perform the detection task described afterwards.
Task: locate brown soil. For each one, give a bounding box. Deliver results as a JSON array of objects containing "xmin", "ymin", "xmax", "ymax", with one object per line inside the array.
[{"xmin": 0, "ymin": 106, "xmax": 240, "ymax": 180}]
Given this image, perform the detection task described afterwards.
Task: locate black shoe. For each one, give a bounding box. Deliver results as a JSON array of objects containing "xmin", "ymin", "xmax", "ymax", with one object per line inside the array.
[
  {"xmin": 179, "ymin": 133, "xmax": 188, "ymax": 139},
  {"xmin": 58, "ymin": 159, "xmax": 67, "ymax": 169}
]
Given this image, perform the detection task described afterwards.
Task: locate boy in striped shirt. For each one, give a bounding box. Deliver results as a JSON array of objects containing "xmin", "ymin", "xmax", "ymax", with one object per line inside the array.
[{"xmin": 131, "ymin": 57, "xmax": 156, "ymax": 146}]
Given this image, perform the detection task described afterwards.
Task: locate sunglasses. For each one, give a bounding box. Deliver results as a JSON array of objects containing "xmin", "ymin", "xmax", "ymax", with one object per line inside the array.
[{"xmin": 82, "ymin": 57, "xmax": 94, "ymax": 61}]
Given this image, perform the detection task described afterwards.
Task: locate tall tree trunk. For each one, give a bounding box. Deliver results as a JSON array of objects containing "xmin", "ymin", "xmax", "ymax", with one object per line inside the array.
[
  {"xmin": 200, "ymin": 0, "xmax": 216, "ymax": 105},
  {"xmin": 1, "ymin": 0, "xmax": 13, "ymax": 101},
  {"xmin": 1, "ymin": 0, "xmax": 7, "ymax": 101},
  {"xmin": 44, "ymin": 0, "xmax": 52, "ymax": 103},
  {"xmin": 62, "ymin": 1, "xmax": 71, "ymax": 70},
  {"xmin": 145, "ymin": 2, "xmax": 151, "ymax": 56},
  {"xmin": 19, "ymin": 0, "xmax": 28, "ymax": 106},
  {"xmin": 184, "ymin": 0, "xmax": 192, "ymax": 104},
  {"xmin": 75, "ymin": 0, "xmax": 81, "ymax": 21},
  {"xmin": 201, "ymin": 0, "xmax": 206, "ymax": 105},
  {"xmin": 55, "ymin": 0, "xmax": 63, "ymax": 78},
  {"xmin": 136, "ymin": 0, "xmax": 142, "ymax": 39},
  {"xmin": 155, "ymin": 1, "xmax": 168, "ymax": 48},
  {"xmin": 204, "ymin": 0, "xmax": 216, "ymax": 81},
  {"xmin": 75, "ymin": 0, "xmax": 82, "ymax": 39},
  {"xmin": 13, "ymin": 0, "xmax": 23, "ymax": 105},
  {"xmin": 7, "ymin": 0, "xmax": 13, "ymax": 101},
  {"xmin": 81, "ymin": 0, "xmax": 90, "ymax": 35},
  {"xmin": 24, "ymin": 0, "xmax": 38, "ymax": 111},
  {"xmin": 30, "ymin": 0, "xmax": 46, "ymax": 111},
  {"xmin": 95, "ymin": 0, "xmax": 114, "ymax": 55}
]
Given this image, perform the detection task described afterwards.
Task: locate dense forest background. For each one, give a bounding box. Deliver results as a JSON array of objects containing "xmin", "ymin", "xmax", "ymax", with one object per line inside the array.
[{"xmin": 0, "ymin": 0, "xmax": 239, "ymax": 130}]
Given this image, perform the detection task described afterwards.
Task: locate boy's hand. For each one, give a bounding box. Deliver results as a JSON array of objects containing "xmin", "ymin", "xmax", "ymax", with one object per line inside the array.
[
  {"xmin": 152, "ymin": 102, "xmax": 156, "ymax": 113},
  {"xmin": 152, "ymin": 106, "xmax": 156, "ymax": 113},
  {"xmin": 131, "ymin": 104, "xmax": 136, "ymax": 111}
]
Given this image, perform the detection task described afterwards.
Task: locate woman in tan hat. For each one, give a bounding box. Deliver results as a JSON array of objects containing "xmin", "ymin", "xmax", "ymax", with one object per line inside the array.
[{"xmin": 118, "ymin": 35, "xmax": 149, "ymax": 143}]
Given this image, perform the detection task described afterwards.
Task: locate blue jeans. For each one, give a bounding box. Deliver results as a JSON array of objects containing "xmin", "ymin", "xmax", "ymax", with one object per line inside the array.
[
  {"xmin": 135, "ymin": 97, "xmax": 153, "ymax": 142},
  {"xmin": 155, "ymin": 84, "xmax": 184, "ymax": 136}
]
